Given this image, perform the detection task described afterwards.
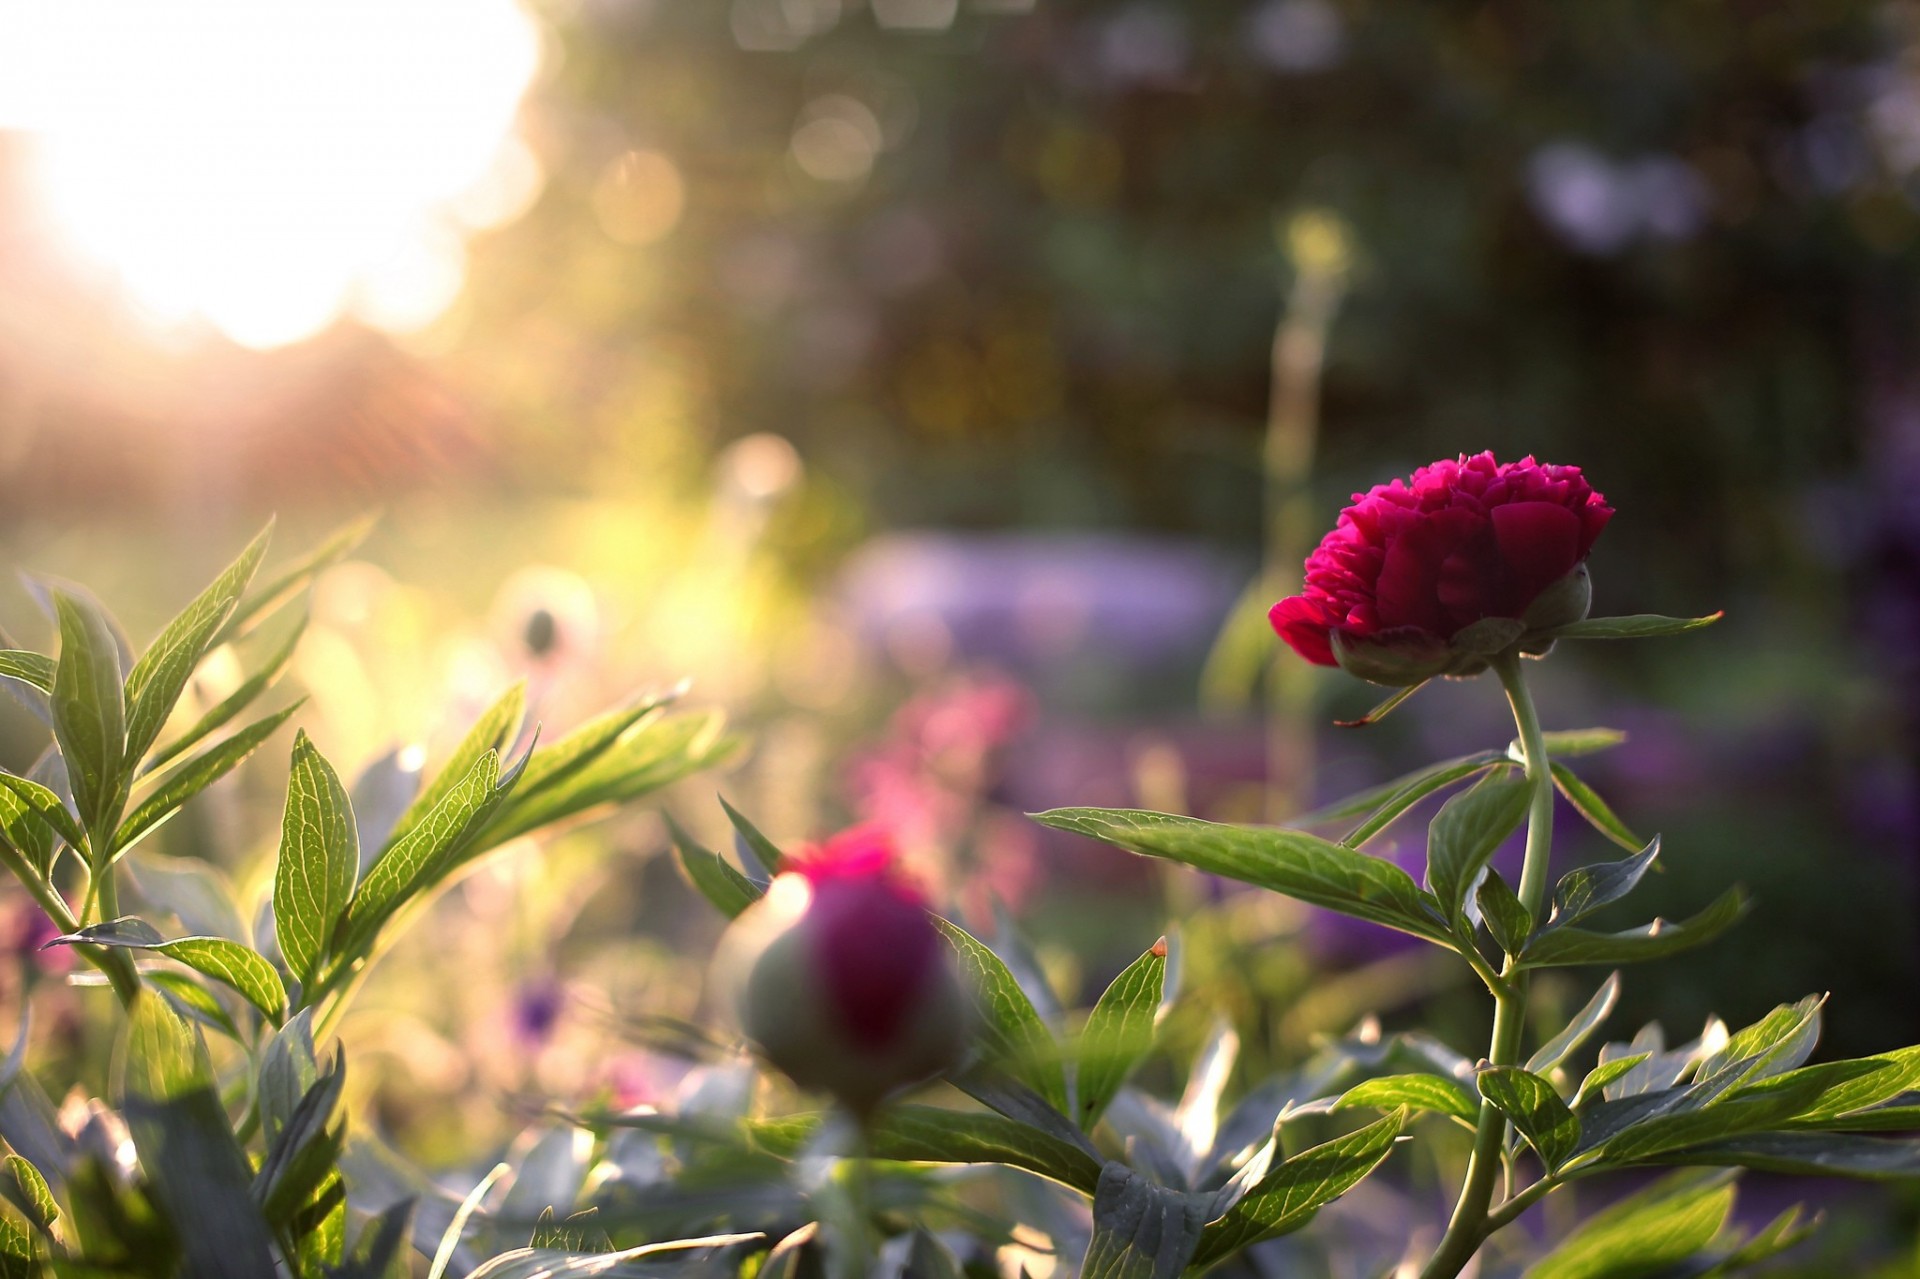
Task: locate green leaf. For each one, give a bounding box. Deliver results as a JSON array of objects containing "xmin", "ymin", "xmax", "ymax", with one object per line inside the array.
[
  {"xmin": 667, "ymin": 816, "xmax": 762, "ymax": 919},
  {"xmin": 51, "ymin": 917, "xmax": 164, "ymax": 947},
  {"xmin": 273, "ymin": 731, "xmax": 359, "ymax": 989},
  {"xmin": 114, "ymin": 701, "xmax": 303, "ymax": 853},
  {"xmin": 720, "ymin": 795, "xmax": 787, "ymax": 876},
  {"xmin": 1526, "ymin": 973, "xmax": 1622, "ymax": 1075},
  {"xmin": 1524, "ymin": 1170, "xmax": 1735, "ymax": 1279},
  {"xmin": 0, "ymin": 1214, "xmax": 31, "ymax": 1279},
  {"xmin": 1333, "ymin": 679, "xmax": 1431, "ymax": 729},
  {"xmin": 1079, "ymin": 1163, "xmax": 1210, "ymax": 1279},
  {"xmin": 1700, "ymin": 1205, "xmax": 1821, "ymax": 1276},
  {"xmin": 385, "ymin": 683, "xmax": 524, "ymax": 855},
  {"xmin": 2, "ymin": 1154, "xmax": 58, "ymax": 1237},
  {"xmin": 1649, "ymin": 1131, "xmax": 1920, "ymax": 1178},
  {"xmin": 340, "ymin": 749, "xmax": 506, "ymax": 957},
  {"xmin": 0, "ymin": 773, "xmax": 81, "ymax": 855},
  {"xmin": 1335, "ymin": 1074, "xmax": 1477, "ymax": 1123},
  {"xmin": 1593, "ymin": 1063, "xmax": 1870, "ymax": 1164},
  {"xmin": 259, "ymin": 1011, "xmax": 320, "ymax": 1145},
  {"xmin": 464, "ymin": 1234, "xmax": 763, "ymax": 1279},
  {"xmin": 148, "ymin": 970, "xmax": 242, "ymax": 1042},
  {"xmin": 120, "ymin": 990, "xmax": 213, "ymax": 1103},
  {"xmin": 1549, "ymin": 763, "xmax": 1641, "ymax": 852},
  {"xmin": 123, "ymin": 522, "xmax": 272, "ymax": 764},
  {"xmin": 45, "ymin": 922, "xmax": 284, "ymax": 1021},
  {"xmin": 1477, "ymin": 1067, "xmax": 1580, "ymax": 1170},
  {"xmin": 1548, "ymin": 839, "xmax": 1663, "ymax": 929},
  {"xmin": 0, "ymin": 780, "xmax": 57, "ymax": 879},
  {"xmin": 1521, "ymin": 887, "xmax": 1749, "ymax": 967},
  {"xmin": 1785, "ymin": 1046, "xmax": 1920, "ymax": 1125},
  {"xmin": 750, "ymin": 1104, "xmax": 1104, "ymax": 1194},
  {"xmin": 253, "ymin": 1053, "xmax": 346, "ymax": 1225},
  {"xmin": 51, "ymin": 592, "xmax": 127, "ymax": 834},
  {"xmin": 1532, "ymin": 728, "xmax": 1629, "ymax": 758},
  {"xmin": 0, "ymin": 653, "xmax": 53, "ymax": 694},
  {"xmin": 1477, "ymin": 870, "xmax": 1533, "ymax": 956},
  {"xmin": 1694, "ymin": 996, "xmax": 1823, "ymax": 1095},
  {"xmin": 1551, "ymin": 612, "xmax": 1723, "ymax": 640},
  {"xmin": 146, "ymin": 611, "xmax": 307, "ymax": 773},
  {"xmin": 1569, "ymin": 1055, "xmax": 1643, "ymax": 1111},
  {"xmin": 934, "ymin": 918, "xmax": 1067, "ymax": 1113},
  {"xmin": 1190, "ymin": 1109, "xmax": 1405, "ymax": 1268},
  {"xmin": 1032, "ymin": 808, "xmax": 1454, "ymax": 947},
  {"xmin": 1426, "ymin": 769, "xmax": 1530, "ymax": 923},
  {"xmin": 1290, "ymin": 751, "xmax": 1502, "ymax": 831},
  {"xmin": 212, "ymin": 512, "xmax": 377, "ymax": 649},
  {"xmin": 1077, "ymin": 939, "xmax": 1168, "ymax": 1129}
]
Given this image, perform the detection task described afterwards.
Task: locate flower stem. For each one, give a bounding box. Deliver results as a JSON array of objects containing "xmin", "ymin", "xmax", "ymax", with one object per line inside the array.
[{"xmin": 1418, "ymin": 652, "xmax": 1556, "ymax": 1279}]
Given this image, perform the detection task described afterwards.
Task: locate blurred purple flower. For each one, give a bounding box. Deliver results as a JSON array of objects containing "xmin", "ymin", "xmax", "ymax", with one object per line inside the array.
[
  {"xmin": 1247, "ymin": 0, "xmax": 1344, "ymax": 74},
  {"xmin": 1527, "ymin": 144, "xmax": 1710, "ymax": 255},
  {"xmin": 1096, "ymin": 6, "xmax": 1189, "ymax": 88},
  {"xmin": 510, "ymin": 975, "xmax": 566, "ymax": 1050}
]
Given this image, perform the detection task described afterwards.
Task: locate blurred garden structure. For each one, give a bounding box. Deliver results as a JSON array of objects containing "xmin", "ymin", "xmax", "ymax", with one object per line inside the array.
[{"xmin": 0, "ymin": 0, "xmax": 1918, "ymax": 1273}]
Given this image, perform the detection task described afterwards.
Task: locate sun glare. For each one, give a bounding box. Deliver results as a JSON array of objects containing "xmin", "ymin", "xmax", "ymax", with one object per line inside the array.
[{"xmin": 0, "ymin": 0, "xmax": 544, "ymax": 350}]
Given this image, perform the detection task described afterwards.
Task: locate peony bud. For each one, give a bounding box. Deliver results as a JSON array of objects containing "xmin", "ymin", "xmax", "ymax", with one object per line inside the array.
[
  {"xmin": 723, "ymin": 827, "xmax": 968, "ymax": 1117},
  {"xmin": 1270, "ymin": 453, "xmax": 1613, "ymax": 683}
]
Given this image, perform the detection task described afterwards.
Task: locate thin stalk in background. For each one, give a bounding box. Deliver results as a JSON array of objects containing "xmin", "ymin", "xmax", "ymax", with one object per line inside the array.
[{"xmin": 1419, "ymin": 652, "xmax": 1556, "ymax": 1279}]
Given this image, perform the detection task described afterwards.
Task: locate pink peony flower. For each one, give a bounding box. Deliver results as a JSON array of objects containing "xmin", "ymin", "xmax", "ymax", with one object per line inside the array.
[
  {"xmin": 1270, "ymin": 453, "xmax": 1612, "ymax": 682},
  {"xmin": 725, "ymin": 827, "xmax": 968, "ymax": 1115}
]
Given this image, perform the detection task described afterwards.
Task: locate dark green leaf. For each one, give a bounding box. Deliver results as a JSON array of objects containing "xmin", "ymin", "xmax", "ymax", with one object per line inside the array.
[
  {"xmin": 1078, "ymin": 1163, "xmax": 1210, "ymax": 1279},
  {"xmin": 385, "ymin": 684, "xmax": 523, "ymax": 856},
  {"xmin": 254, "ymin": 1053, "xmax": 346, "ymax": 1224},
  {"xmin": 146, "ymin": 611, "xmax": 306, "ymax": 772},
  {"xmin": 935, "ymin": 918, "xmax": 1067, "ymax": 1112},
  {"xmin": 1289, "ymin": 751, "xmax": 1502, "ymax": 831},
  {"xmin": 1521, "ymin": 887, "xmax": 1749, "ymax": 967},
  {"xmin": 1527, "ymin": 973, "xmax": 1622, "ymax": 1076},
  {"xmin": 720, "ymin": 796, "xmax": 786, "ymax": 876},
  {"xmin": 1551, "ymin": 612, "xmax": 1723, "ymax": 640},
  {"xmin": 1548, "ymin": 839, "xmax": 1662, "ymax": 928},
  {"xmin": 51, "ymin": 592, "xmax": 128, "ymax": 834},
  {"xmin": 1477, "ymin": 869, "xmax": 1533, "ymax": 956},
  {"xmin": 1335, "ymin": 1074, "xmax": 1477, "ymax": 1123},
  {"xmin": 1649, "ymin": 1131, "xmax": 1920, "ymax": 1178},
  {"xmin": 1032, "ymin": 809, "xmax": 1454, "ymax": 947},
  {"xmin": 1477, "ymin": 1067, "xmax": 1580, "ymax": 1170},
  {"xmin": 1190, "ymin": 1110, "xmax": 1405, "ymax": 1268},
  {"xmin": 0, "ymin": 653, "xmax": 53, "ymax": 695},
  {"xmin": 1551, "ymin": 764, "xmax": 1641, "ymax": 852},
  {"xmin": 1524, "ymin": 1170, "xmax": 1735, "ymax": 1279},
  {"xmin": 667, "ymin": 817, "xmax": 762, "ymax": 919},
  {"xmin": 0, "ymin": 773, "xmax": 81, "ymax": 856},
  {"xmin": 212, "ymin": 512, "xmax": 377, "ymax": 649},
  {"xmin": 123, "ymin": 522, "xmax": 272, "ymax": 764},
  {"xmin": 1333, "ymin": 679, "xmax": 1431, "ymax": 729},
  {"xmin": 114, "ymin": 702, "xmax": 303, "ymax": 853},
  {"xmin": 274, "ymin": 731, "xmax": 359, "ymax": 989},
  {"xmin": 259, "ymin": 1011, "xmax": 319, "ymax": 1146},
  {"xmin": 1078, "ymin": 939, "xmax": 1168, "ymax": 1129},
  {"xmin": 1427, "ymin": 770, "xmax": 1530, "ymax": 923}
]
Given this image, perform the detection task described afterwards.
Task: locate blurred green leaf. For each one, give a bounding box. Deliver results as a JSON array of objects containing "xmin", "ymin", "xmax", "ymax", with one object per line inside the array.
[
  {"xmin": 1334, "ymin": 679, "xmax": 1431, "ymax": 728},
  {"xmin": 1079, "ymin": 1163, "xmax": 1210, "ymax": 1279},
  {"xmin": 1551, "ymin": 612, "xmax": 1723, "ymax": 640},
  {"xmin": 291, "ymin": 1176, "xmax": 347, "ymax": 1274},
  {"xmin": 1521, "ymin": 888, "xmax": 1748, "ymax": 967},
  {"xmin": 146, "ymin": 611, "xmax": 306, "ymax": 773},
  {"xmin": 1531, "ymin": 728, "xmax": 1629, "ymax": 758},
  {"xmin": 1700, "ymin": 1205, "xmax": 1820, "ymax": 1276},
  {"xmin": 1077, "ymin": 939, "xmax": 1168, "ymax": 1130},
  {"xmin": 147, "ymin": 970, "xmax": 242, "ymax": 1042},
  {"xmin": 123, "ymin": 521, "xmax": 271, "ymax": 765},
  {"xmin": 51, "ymin": 592, "xmax": 127, "ymax": 835},
  {"xmin": 667, "ymin": 817, "xmax": 761, "ymax": 919},
  {"xmin": 1549, "ymin": 764, "xmax": 1641, "ymax": 853},
  {"xmin": 1335, "ymin": 1074, "xmax": 1477, "ymax": 1123},
  {"xmin": 114, "ymin": 702, "xmax": 304, "ymax": 853},
  {"xmin": 1034, "ymin": 808, "xmax": 1454, "ymax": 947},
  {"xmin": 1477, "ymin": 870, "xmax": 1533, "ymax": 956},
  {"xmin": 274, "ymin": 731, "xmax": 359, "ymax": 991},
  {"xmin": 1, "ymin": 1154, "xmax": 58, "ymax": 1238},
  {"xmin": 1426, "ymin": 769, "xmax": 1529, "ymax": 924},
  {"xmin": 259, "ymin": 1011, "xmax": 319, "ymax": 1146},
  {"xmin": 1526, "ymin": 973, "xmax": 1621, "ymax": 1075},
  {"xmin": 0, "ymin": 1213, "xmax": 31, "ymax": 1279},
  {"xmin": 744, "ymin": 1104, "xmax": 1100, "ymax": 1193},
  {"xmin": 1477, "ymin": 1067, "xmax": 1579, "ymax": 1170},
  {"xmin": 1190, "ymin": 1109, "xmax": 1405, "ymax": 1267},
  {"xmin": 1524, "ymin": 1170, "xmax": 1735, "ymax": 1279},
  {"xmin": 1548, "ymin": 840, "xmax": 1662, "ymax": 929},
  {"xmin": 0, "ymin": 773, "xmax": 82, "ymax": 855},
  {"xmin": 1649, "ymin": 1131, "xmax": 1920, "ymax": 1178},
  {"xmin": 464, "ymin": 1233, "xmax": 762, "ymax": 1279},
  {"xmin": 935, "ymin": 918, "xmax": 1067, "ymax": 1113},
  {"xmin": 386, "ymin": 684, "xmax": 524, "ymax": 856},
  {"xmin": 212, "ymin": 512, "xmax": 377, "ymax": 649}
]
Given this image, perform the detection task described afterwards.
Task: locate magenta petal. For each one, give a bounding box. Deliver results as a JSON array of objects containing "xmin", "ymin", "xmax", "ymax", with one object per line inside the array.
[
  {"xmin": 1490, "ymin": 501, "xmax": 1582, "ymax": 609},
  {"xmin": 1375, "ymin": 507, "xmax": 1484, "ymax": 634},
  {"xmin": 1269, "ymin": 596, "xmax": 1339, "ymax": 666}
]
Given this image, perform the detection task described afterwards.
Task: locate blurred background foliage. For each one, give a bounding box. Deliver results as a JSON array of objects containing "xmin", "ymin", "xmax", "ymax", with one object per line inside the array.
[{"xmin": 1, "ymin": 0, "xmax": 1919, "ymax": 1264}]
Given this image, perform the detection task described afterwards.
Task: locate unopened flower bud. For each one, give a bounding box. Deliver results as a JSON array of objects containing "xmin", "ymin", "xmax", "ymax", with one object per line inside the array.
[{"xmin": 723, "ymin": 827, "xmax": 968, "ymax": 1117}]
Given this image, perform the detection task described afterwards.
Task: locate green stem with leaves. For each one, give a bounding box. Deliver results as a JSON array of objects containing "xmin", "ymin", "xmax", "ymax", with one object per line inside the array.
[
  {"xmin": 0, "ymin": 840, "xmax": 140, "ymax": 1007},
  {"xmin": 1419, "ymin": 651, "xmax": 1556, "ymax": 1279}
]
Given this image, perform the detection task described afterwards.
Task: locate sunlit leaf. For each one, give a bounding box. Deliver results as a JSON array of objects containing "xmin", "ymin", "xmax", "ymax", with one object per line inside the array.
[
  {"xmin": 667, "ymin": 816, "xmax": 762, "ymax": 919},
  {"xmin": 1526, "ymin": 973, "xmax": 1621, "ymax": 1075},
  {"xmin": 1477, "ymin": 1067, "xmax": 1579, "ymax": 1170},
  {"xmin": 1572, "ymin": 1055, "xmax": 1649, "ymax": 1110},
  {"xmin": 1291, "ymin": 751, "xmax": 1502, "ymax": 832},
  {"xmin": 1035, "ymin": 808, "xmax": 1454, "ymax": 947},
  {"xmin": 123, "ymin": 521, "xmax": 271, "ymax": 764},
  {"xmin": 1425, "ymin": 769, "xmax": 1529, "ymax": 924},
  {"xmin": 44, "ymin": 920, "xmax": 284, "ymax": 1022},
  {"xmin": 212, "ymin": 512, "xmax": 377, "ymax": 649},
  {"xmin": 1078, "ymin": 939, "xmax": 1168, "ymax": 1130},
  {"xmin": 386, "ymin": 683, "xmax": 524, "ymax": 855},
  {"xmin": 1190, "ymin": 1110, "xmax": 1405, "ymax": 1267},
  {"xmin": 1549, "ymin": 763, "xmax": 1641, "ymax": 852},
  {"xmin": 1335, "ymin": 1074, "xmax": 1477, "ymax": 1123},
  {"xmin": 719, "ymin": 795, "xmax": 787, "ymax": 876},
  {"xmin": 0, "ymin": 772, "xmax": 82, "ymax": 855},
  {"xmin": 342, "ymin": 749, "xmax": 506, "ymax": 956},
  {"xmin": 463, "ymin": 1233, "xmax": 763, "ymax": 1279},
  {"xmin": 1521, "ymin": 887, "xmax": 1748, "ymax": 967},
  {"xmin": 1551, "ymin": 612, "xmax": 1723, "ymax": 640},
  {"xmin": 0, "ymin": 1154, "xmax": 57, "ymax": 1239},
  {"xmin": 743, "ymin": 1104, "xmax": 1099, "ymax": 1194},
  {"xmin": 1547, "ymin": 839, "xmax": 1662, "ymax": 928},
  {"xmin": 1333, "ymin": 679, "xmax": 1431, "ymax": 729},
  {"xmin": 51, "ymin": 592, "xmax": 127, "ymax": 834},
  {"xmin": 114, "ymin": 702, "xmax": 303, "ymax": 853},
  {"xmin": 936, "ymin": 918, "xmax": 1068, "ymax": 1112},
  {"xmin": 0, "ymin": 653, "xmax": 53, "ymax": 694},
  {"xmin": 1524, "ymin": 1170, "xmax": 1735, "ymax": 1279},
  {"xmin": 146, "ymin": 610, "xmax": 307, "ymax": 773},
  {"xmin": 273, "ymin": 730, "xmax": 359, "ymax": 990}
]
